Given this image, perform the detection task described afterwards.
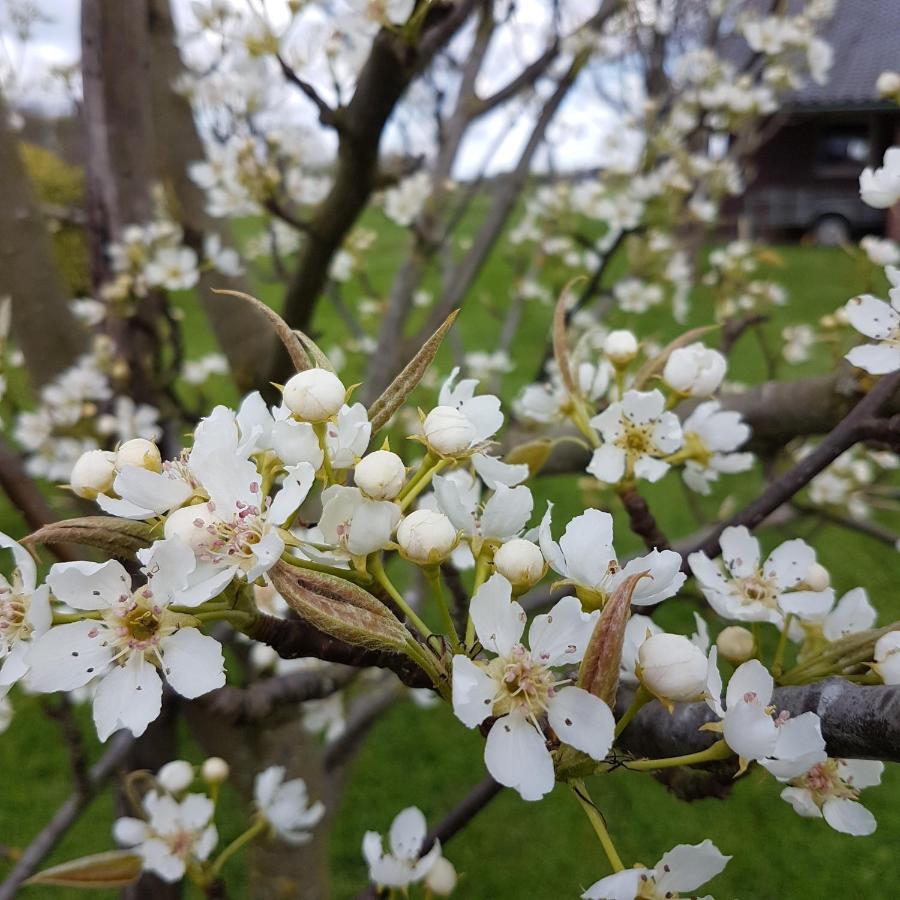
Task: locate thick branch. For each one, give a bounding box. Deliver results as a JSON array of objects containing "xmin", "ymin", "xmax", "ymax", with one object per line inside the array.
[
  {"xmin": 617, "ymin": 680, "xmax": 900, "ymax": 763},
  {"xmin": 199, "ymin": 666, "xmax": 357, "ymax": 724},
  {"xmin": 245, "ymin": 613, "xmax": 431, "ymax": 688}
]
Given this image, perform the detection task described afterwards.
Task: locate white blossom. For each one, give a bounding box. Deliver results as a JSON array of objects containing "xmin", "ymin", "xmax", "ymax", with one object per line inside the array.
[
  {"xmin": 29, "ymin": 539, "xmax": 228, "ymax": 740},
  {"xmin": 451, "ymin": 574, "xmax": 613, "ymax": 800},
  {"xmin": 362, "ymin": 806, "xmax": 443, "ymax": 889},
  {"xmin": 689, "ymin": 526, "xmax": 834, "ymax": 628},
  {"xmin": 254, "ymin": 765, "xmax": 325, "ymax": 845},
  {"xmin": 587, "ymin": 389, "xmax": 683, "ymax": 484},
  {"xmin": 859, "ymin": 146, "xmax": 900, "ymax": 209},
  {"xmin": 844, "ymin": 290, "xmax": 900, "ymax": 374},
  {"xmin": 539, "ymin": 504, "xmax": 685, "ymax": 607}
]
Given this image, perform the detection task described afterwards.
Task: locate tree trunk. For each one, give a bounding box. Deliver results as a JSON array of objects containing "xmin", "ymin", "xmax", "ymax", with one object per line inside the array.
[
  {"xmin": 146, "ymin": 0, "xmax": 275, "ymax": 392},
  {"xmin": 0, "ymin": 90, "xmax": 85, "ymax": 386}
]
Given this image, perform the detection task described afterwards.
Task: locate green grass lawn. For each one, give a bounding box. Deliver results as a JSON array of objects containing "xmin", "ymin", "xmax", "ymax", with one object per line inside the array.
[{"xmin": 1, "ymin": 219, "xmax": 898, "ymax": 899}]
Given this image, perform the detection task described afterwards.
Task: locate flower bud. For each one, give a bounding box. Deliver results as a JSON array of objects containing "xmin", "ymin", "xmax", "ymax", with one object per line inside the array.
[
  {"xmin": 282, "ymin": 368, "xmax": 346, "ymax": 422},
  {"xmin": 637, "ymin": 633, "xmax": 708, "ymax": 703},
  {"xmin": 354, "ymin": 450, "xmax": 406, "ymax": 500},
  {"xmin": 493, "ymin": 539, "xmax": 545, "ymax": 590},
  {"xmin": 113, "ymin": 817, "xmax": 147, "ymax": 846},
  {"xmin": 157, "ymin": 759, "xmax": 194, "ymax": 793},
  {"xmin": 164, "ymin": 503, "xmax": 217, "ymax": 552},
  {"xmin": 69, "ymin": 449, "xmax": 117, "ymax": 499},
  {"xmin": 202, "ymin": 756, "xmax": 230, "ymax": 785},
  {"xmin": 396, "ymin": 509, "xmax": 458, "ymax": 564},
  {"xmin": 425, "ymin": 856, "xmax": 458, "ymax": 896},
  {"xmin": 804, "ymin": 562, "xmax": 831, "ymax": 592},
  {"xmin": 422, "ymin": 406, "xmax": 475, "ymax": 455},
  {"xmin": 876, "ymin": 70, "xmax": 900, "ymax": 98},
  {"xmin": 603, "ymin": 329, "xmax": 638, "ymax": 366},
  {"xmin": 115, "ymin": 438, "xmax": 162, "ymax": 473},
  {"xmin": 662, "ymin": 343, "xmax": 726, "ymax": 397},
  {"xmin": 716, "ymin": 625, "xmax": 755, "ymax": 665},
  {"xmin": 874, "ymin": 631, "xmax": 900, "ymax": 684}
]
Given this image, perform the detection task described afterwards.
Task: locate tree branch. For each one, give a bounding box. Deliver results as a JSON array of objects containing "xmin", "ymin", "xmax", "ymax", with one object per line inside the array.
[
  {"xmin": 617, "ymin": 680, "xmax": 900, "ymax": 763},
  {"xmin": 277, "ymin": 54, "xmax": 341, "ymax": 128}
]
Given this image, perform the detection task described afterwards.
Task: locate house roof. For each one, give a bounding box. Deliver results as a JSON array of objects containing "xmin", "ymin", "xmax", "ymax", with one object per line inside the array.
[{"xmin": 788, "ymin": 0, "xmax": 900, "ymax": 109}]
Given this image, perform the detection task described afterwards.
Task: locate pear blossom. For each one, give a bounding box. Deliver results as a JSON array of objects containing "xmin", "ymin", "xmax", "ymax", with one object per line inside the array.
[
  {"xmin": 637, "ymin": 633, "xmax": 710, "ymax": 704},
  {"xmin": 433, "ymin": 476, "xmax": 533, "ymax": 552},
  {"xmin": 451, "ymin": 575, "xmax": 613, "ymax": 801},
  {"xmin": 424, "ymin": 368, "xmax": 503, "ymax": 456},
  {"xmin": 603, "ymin": 329, "xmax": 638, "ymax": 365},
  {"xmin": 362, "ymin": 806, "xmax": 443, "ymax": 889},
  {"xmin": 28, "ymin": 539, "xmax": 228, "ymax": 740},
  {"xmin": 860, "ymin": 235, "xmax": 900, "ymax": 268},
  {"xmin": 680, "ymin": 401, "xmax": 754, "ymax": 495},
  {"xmin": 144, "ymin": 245, "xmax": 200, "ymax": 291},
  {"xmin": 157, "ymin": 760, "xmax": 195, "ymax": 793},
  {"xmin": 844, "ymin": 290, "xmax": 900, "ymax": 374},
  {"xmin": 493, "ymin": 538, "xmax": 546, "ymax": 590},
  {"xmin": 354, "ymin": 450, "xmax": 406, "ymax": 500},
  {"xmin": 873, "ymin": 631, "xmax": 900, "ymax": 684},
  {"xmin": 383, "ymin": 171, "xmax": 430, "ymax": 226},
  {"xmin": 203, "ymin": 233, "xmax": 244, "ymax": 276},
  {"xmin": 113, "ymin": 790, "xmax": 217, "ymax": 882},
  {"xmin": 539, "ymin": 505, "xmax": 685, "ymax": 607},
  {"xmin": 324, "ymin": 403, "xmax": 372, "ymax": 468},
  {"xmin": 470, "ymin": 452, "xmax": 528, "ymax": 489},
  {"xmin": 254, "ymin": 765, "xmax": 325, "ymax": 845},
  {"xmin": 0, "ymin": 532, "xmax": 51, "ymax": 697},
  {"xmin": 688, "ymin": 526, "xmax": 834, "ymax": 627},
  {"xmin": 662, "ymin": 342, "xmax": 727, "ymax": 397},
  {"xmin": 780, "ymin": 759, "xmax": 883, "ymax": 835},
  {"xmin": 69, "ymin": 449, "xmax": 117, "ymax": 499},
  {"xmin": 716, "ymin": 625, "xmax": 755, "ymax": 664},
  {"xmin": 283, "ymin": 368, "xmax": 346, "ymax": 422},
  {"xmin": 396, "ymin": 509, "xmax": 458, "ymax": 564},
  {"xmin": 859, "ymin": 146, "xmax": 900, "ymax": 209},
  {"xmin": 620, "ymin": 615, "xmax": 663, "ymax": 685},
  {"xmin": 582, "ymin": 839, "xmax": 730, "ymax": 900},
  {"xmin": 587, "ymin": 389, "xmax": 683, "ymax": 484},
  {"xmin": 706, "ymin": 658, "xmax": 826, "ymax": 773},
  {"xmin": 318, "ymin": 485, "xmax": 401, "ymax": 558}
]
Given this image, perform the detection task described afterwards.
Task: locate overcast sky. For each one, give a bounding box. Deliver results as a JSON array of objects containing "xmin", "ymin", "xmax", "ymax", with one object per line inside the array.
[{"xmin": 0, "ymin": 0, "xmax": 636, "ymax": 176}]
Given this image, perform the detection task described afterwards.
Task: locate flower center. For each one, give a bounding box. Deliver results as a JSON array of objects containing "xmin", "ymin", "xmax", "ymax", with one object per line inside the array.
[
  {"xmin": 105, "ymin": 590, "xmax": 177, "ymax": 658},
  {"xmin": 792, "ymin": 759, "xmax": 857, "ymax": 806},
  {"xmin": 736, "ymin": 573, "xmax": 778, "ymax": 608},
  {"xmin": 0, "ymin": 575, "xmax": 32, "ymax": 648},
  {"xmin": 617, "ymin": 420, "xmax": 653, "ymax": 458},
  {"xmin": 489, "ymin": 645, "xmax": 556, "ymax": 718}
]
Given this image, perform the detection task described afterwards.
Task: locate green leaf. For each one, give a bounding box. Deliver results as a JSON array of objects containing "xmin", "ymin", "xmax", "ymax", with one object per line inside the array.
[
  {"xmin": 26, "ymin": 850, "xmax": 143, "ymax": 889},
  {"xmin": 24, "ymin": 516, "xmax": 155, "ymax": 559},
  {"xmin": 367, "ymin": 309, "xmax": 459, "ymax": 433}
]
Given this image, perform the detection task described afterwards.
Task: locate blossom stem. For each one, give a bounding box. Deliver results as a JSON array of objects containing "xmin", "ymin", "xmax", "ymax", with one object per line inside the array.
[
  {"xmin": 623, "ymin": 738, "xmax": 733, "ymax": 771},
  {"xmin": 398, "ymin": 456, "xmax": 450, "ymax": 511},
  {"xmin": 210, "ymin": 815, "xmax": 269, "ymax": 877},
  {"xmin": 424, "ymin": 565, "xmax": 462, "ymax": 653},
  {"xmin": 191, "ymin": 609, "xmax": 255, "ymax": 629},
  {"xmin": 465, "ymin": 549, "xmax": 493, "ymax": 646},
  {"xmin": 614, "ymin": 685, "xmax": 652, "ymax": 738},
  {"xmin": 52, "ymin": 611, "xmax": 100, "ymax": 625},
  {"xmin": 278, "ymin": 551, "xmax": 371, "ymax": 582},
  {"xmin": 772, "ymin": 614, "xmax": 794, "ymax": 678},
  {"xmin": 313, "ymin": 422, "xmax": 334, "ymax": 484},
  {"xmin": 570, "ymin": 779, "xmax": 625, "ymax": 873},
  {"xmin": 370, "ymin": 553, "xmax": 433, "ymax": 640}
]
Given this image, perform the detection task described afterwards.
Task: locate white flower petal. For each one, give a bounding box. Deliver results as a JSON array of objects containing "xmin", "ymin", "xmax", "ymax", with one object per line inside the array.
[
  {"xmin": 47, "ymin": 559, "xmax": 131, "ymax": 610},
  {"xmin": 581, "ymin": 869, "xmax": 643, "ymax": 900},
  {"xmin": 763, "ymin": 539, "xmax": 815, "ymax": 590},
  {"xmin": 586, "ymin": 445, "xmax": 626, "ymax": 484},
  {"xmin": 719, "ymin": 526, "xmax": 760, "ymax": 578},
  {"xmin": 822, "ymin": 798, "xmax": 877, "ymax": 836},
  {"xmin": 654, "ymin": 840, "xmax": 730, "ymax": 894},
  {"xmin": 93, "ymin": 656, "xmax": 163, "ymax": 741},
  {"xmin": 451, "ymin": 655, "xmax": 497, "ymax": 728},
  {"xmin": 780, "ymin": 786, "xmax": 822, "ymax": 819},
  {"xmin": 547, "ymin": 686, "xmax": 614, "ymax": 761},
  {"xmin": 160, "ymin": 628, "xmax": 226, "ymax": 699},
  {"xmin": 26, "ymin": 621, "xmax": 113, "ymax": 692},
  {"xmin": 483, "ymin": 711, "xmax": 555, "ymax": 801},
  {"xmin": 528, "ymin": 595, "xmax": 598, "ymax": 667},
  {"xmin": 469, "ymin": 574, "xmax": 524, "ymax": 655},
  {"xmin": 846, "ymin": 342, "xmax": 900, "ymax": 375},
  {"xmin": 725, "ymin": 659, "xmax": 773, "ymax": 709},
  {"xmin": 388, "ymin": 807, "xmax": 426, "ymax": 861},
  {"xmin": 480, "ymin": 485, "xmax": 533, "ymax": 540},
  {"xmin": 723, "ymin": 701, "xmax": 777, "ymax": 761}
]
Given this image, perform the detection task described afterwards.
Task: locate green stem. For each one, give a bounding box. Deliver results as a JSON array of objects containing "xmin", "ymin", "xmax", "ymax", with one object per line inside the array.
[
  {"xmin": 52, "ymin": 611, "xmax": 100, "ymax": 625},
  {"xmin": 772, "ymin": 614, "xmax": 793, "ymax": 678},
  {"xmin": 465, "ymin": 549, "xmax": 493, "ymax": 646},
  {"xmin": 623, "ymin": 739, "xmax": 732, "ymax": 771},
  {"xmin": 399, "ymin": 456, "xmax": 450, "ymax": 511},
  {"xmin": 278, "ymin": 552, "xmax": 370, "ymax": 582},
  {"xmin": 210, "ymin": 816, "xmax": 269, "ymax": 877},
  {"xmin": 313, "ymin": 422, "xmax": 334, "ymax": 484},
  {"xmin": 370, "ymin": 554, "xmax": 433, "ymax": 640},
  {"xmin": 614, "ymin": 685, "xmax": 651, "ymax": 738},
  {"xmin": 425, "ymin": 566, "xmax": 462, "ymax": 653},
  {"xmin": 570, "ymin": 779, "xmax": 625, "ymax": 873}
]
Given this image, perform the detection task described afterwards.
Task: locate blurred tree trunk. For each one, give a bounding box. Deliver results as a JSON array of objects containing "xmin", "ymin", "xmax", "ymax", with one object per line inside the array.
[
  {"xmin": 185, "ymin": 705, "xmax": 332, "ymax": 900},
  {"xmin": 0, "ymin": 90, "xmax": 85, "ymax": 386},
  {"xmin": 80, "ymin": 3, "xmax": 181, "ymax": 897},
  {"xmin": 146, "ymin": 0, "xmax": 274, "ymax": 392}
]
